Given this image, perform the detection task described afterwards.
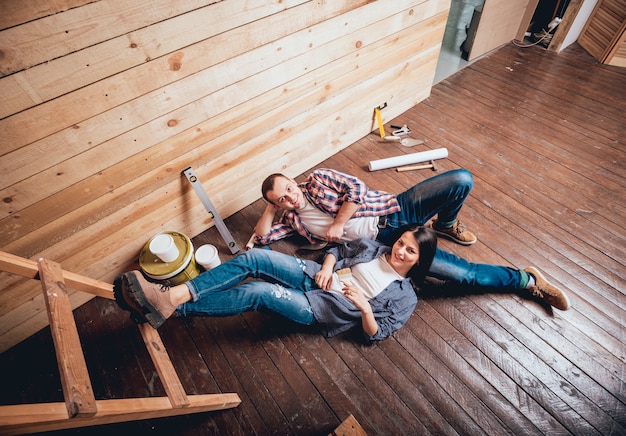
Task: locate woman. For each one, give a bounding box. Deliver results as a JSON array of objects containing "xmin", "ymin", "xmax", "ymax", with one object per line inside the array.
[{"xmin": 115, "ymin": 225, "xmax": 438, "ymax": 343}]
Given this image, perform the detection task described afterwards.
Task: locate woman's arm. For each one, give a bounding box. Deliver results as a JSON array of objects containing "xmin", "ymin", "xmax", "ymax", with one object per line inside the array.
[
  {"xmin": 314, "ymin": 253, "xmax": 337, "ymax": 290},
  {"xmin": 342, "ymin": 284, "xmax": 378, "ymax": 336}
]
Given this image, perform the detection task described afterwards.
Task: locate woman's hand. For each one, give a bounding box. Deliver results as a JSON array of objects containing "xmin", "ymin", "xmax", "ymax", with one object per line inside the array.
[
  {"xmin": 316, "ymin": 254, "xmax": 337, "ymax": 290},
  {"xmin": 342, "ymin": 283, "xmax": 378, "ymax": 336},
  {"xmin": 314, "ymin": 267, "xmax": 333, "ymax": 290},
  {"xmin": 341, "ymin": 283, "xmax": 369, "ymax": 311}
]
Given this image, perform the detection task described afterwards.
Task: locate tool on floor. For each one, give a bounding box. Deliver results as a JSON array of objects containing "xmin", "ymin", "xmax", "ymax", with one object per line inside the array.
[
  {"xmin": 374, "ymin": 103, "xmax": 387, "ymax": 137},
  {"xmin": 391, "ymin": 125, "xmax": 411, "ymax": 136},
  {"xmin": 368, "ymin": 148, "xmax": 448, "ymax": 171},
  {"xmin": 380, "ymin": 136, "xmax": 424, "ymax": 147},
  {"xmin": 183, "ymin": 167, "xmax": 240, "ymax": 254},
  {"xmin": 396, "ymin": 159, "xmax": 438, "ymax": 172}
]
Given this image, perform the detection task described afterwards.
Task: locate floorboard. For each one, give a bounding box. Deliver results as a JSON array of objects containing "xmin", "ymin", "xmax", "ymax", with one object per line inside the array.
[{"xmin": 1, "ymin": 42, "xmax": 624, "ymax": 435}]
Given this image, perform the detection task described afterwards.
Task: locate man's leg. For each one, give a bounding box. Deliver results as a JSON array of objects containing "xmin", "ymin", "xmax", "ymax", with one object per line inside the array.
[
  {"xmin": 426, "ymin": 249, "xmax": 571, "ymax": 310},
  {"xmin": 377, "ymin": 169, "xmax": 476, "ymax": 245},
  {"xmin": 428, "ymin": 248, "xmax": 523, "ymax": 288}
]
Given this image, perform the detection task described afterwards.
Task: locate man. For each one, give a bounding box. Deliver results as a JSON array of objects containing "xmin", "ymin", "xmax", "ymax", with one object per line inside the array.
[
  {"xmin": 252, "ymin": 168, "xmax": 570, "ymax": 310},
  {"xmin": 255, "ymin": 168, "xmax": 476, "ymax": 247}
]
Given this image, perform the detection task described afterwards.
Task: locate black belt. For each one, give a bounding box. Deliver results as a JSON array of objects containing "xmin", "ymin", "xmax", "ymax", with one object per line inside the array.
[{"xmin": 377, "ymin": 215, "xmax": 387, "ymax": 228}]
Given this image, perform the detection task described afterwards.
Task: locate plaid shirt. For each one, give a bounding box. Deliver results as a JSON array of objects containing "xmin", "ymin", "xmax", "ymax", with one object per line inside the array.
[{"xmin": 257, "ymin": 168, "xmax": 400, "ymax": 244}]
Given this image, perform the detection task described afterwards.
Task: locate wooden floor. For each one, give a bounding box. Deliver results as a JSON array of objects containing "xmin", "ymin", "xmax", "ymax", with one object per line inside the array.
[{"xmin": 1, "ymin": 42, "xmax": 624, "ymax": 435}]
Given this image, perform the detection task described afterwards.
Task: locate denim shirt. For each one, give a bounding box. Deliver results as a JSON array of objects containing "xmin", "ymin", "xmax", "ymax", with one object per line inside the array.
[{"xmin": 302, "ymin": 238, "xmax": 418, "ymax": 344}]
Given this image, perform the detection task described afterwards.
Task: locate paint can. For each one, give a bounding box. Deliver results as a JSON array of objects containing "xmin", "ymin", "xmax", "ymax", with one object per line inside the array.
[
  {"xmin": 195, "ymin": 244, "xmax": 221, "ymax": 270},
  {"xmin": 139, "ymin": 231, "xmax": 200, "ymax": 286}
]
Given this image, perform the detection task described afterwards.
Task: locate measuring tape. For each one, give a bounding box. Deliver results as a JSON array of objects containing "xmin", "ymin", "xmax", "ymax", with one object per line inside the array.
[{"xmin": 182, "ymin": 167, "xmax": 240, "ymax": 254}]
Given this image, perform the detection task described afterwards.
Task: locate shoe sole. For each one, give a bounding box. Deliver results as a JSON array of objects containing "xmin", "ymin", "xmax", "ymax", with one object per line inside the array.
[
  {"xmin": 433, "ymin": 229, "xmax": 477, "ymax": 246},
  {"xmin": 527, "ymin": 267, "xmax": 571, "ymax": 311},
  {"xmin": 124, "ymin": 272, "xmax": 167, "ymax": 329},
  {"xmin": 113, "ymin": 274, "xmax": 150, "ymax": 325}
]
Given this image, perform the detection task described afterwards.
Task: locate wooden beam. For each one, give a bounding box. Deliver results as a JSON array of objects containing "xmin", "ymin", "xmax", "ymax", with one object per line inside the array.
[
  {"xmin": 38, "ymin": 258, "xmax": 97, "ymax": 418},
  {"xmin": 138, "ymin": 323, "xmax": 190, "ymax": 409},
  {"xmin": 0, "ymin": 394, "xmax": 242, "ymax": 435},
  {"xmin": 0, "ymin": 251, "xmax": 114, "ymax": 299}
]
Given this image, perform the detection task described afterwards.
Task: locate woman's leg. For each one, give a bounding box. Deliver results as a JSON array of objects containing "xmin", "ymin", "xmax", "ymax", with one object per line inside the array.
[
  {"xmin": 179, "ymin": 280, "xmax": 317, "ymax": 325},
  {"xmin": 115, "ymin": 248, "xmax": 315, "ymax": 328},
  {"xmin": 186, "ymin": 248, "xmax": 312, "ymax": 301}
]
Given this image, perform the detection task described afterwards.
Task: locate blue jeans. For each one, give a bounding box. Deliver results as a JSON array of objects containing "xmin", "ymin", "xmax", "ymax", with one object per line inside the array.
[
  {"xmin": 376, "ymin": 169, "xmax": 524, "ymax": 289},
  {"xmin": 427, "ymin": 248, "xmax": 525, "ymax": 288},
  {"xmin": 377, "ymin": 169, "xmax": 474, "ymax": 242},
  {"xmin": 179, "ymin": 249, "xmax": 318, "ymax": 324}
]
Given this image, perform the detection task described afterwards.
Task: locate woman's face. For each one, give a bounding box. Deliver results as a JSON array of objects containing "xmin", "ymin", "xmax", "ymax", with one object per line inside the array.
[{"xmin": 388, "ymin": 231, "xmax": 421, "ymax": 277}]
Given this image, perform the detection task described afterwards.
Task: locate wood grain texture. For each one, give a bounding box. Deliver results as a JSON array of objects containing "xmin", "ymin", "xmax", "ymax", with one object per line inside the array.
[
  {"xmin": 1, "ymin": 42, "xmax": 619, "ymax": 435},
  {"xmin": 0, "ymin": 0, "xmax": 447, "ymax": 351}
]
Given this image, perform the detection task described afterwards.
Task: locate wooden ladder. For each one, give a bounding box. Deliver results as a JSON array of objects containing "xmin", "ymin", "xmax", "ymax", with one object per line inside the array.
[{"xmin": 0, "ymin": 251, "xmax": 241, "ymax": 435}]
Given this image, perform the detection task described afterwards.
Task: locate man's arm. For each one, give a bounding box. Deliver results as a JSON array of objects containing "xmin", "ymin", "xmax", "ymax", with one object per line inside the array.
[
  {"xmin": 254, "ymin": 203, "xmax": 279, "ymax": 236},
  {"xmin": 326, "ymin": 201, "xmax": 360, "ymax": 242}
]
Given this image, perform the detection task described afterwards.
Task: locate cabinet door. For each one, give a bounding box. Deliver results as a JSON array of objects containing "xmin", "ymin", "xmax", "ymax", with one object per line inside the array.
[{"xmin": 578, "ymin": 0, "xmax": 626, "ymax": 63}]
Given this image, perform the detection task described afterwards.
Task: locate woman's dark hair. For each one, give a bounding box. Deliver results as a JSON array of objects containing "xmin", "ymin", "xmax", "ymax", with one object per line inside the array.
[
  {"xmin": 389, "ymin": 224, "xmax": 437, "ymax": 286},
  {"xmin": 261, "ymin": 173, "xmax": 288, "ymax": 204}
]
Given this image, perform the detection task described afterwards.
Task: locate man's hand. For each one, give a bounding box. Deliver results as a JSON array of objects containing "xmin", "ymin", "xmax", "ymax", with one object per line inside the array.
[
  {"xmin": 326, "ymin": 222, "xmax": 345, "ymax": 242},
  {"xmin": 326, "ymin": 201, "xmax": 360, "ymax": 242}
]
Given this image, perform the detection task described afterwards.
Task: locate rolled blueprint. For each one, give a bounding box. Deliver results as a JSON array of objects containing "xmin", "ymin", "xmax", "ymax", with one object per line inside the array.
[{"xmin": 368, "ymin": 148, "xmax": 448, "ymax": 171}]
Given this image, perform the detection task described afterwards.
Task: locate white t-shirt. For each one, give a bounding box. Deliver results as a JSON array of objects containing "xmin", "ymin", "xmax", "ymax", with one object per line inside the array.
[
  {"xmin": 328, "ymin": 254, "xmax": 403, "ymax": 299},
  {"xmin": 297, "ymin": 198, "xmax": 379, "ymax": 242}
]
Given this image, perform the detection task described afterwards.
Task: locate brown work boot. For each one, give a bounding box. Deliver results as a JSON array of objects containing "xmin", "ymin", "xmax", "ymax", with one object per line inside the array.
[
  {"xmin": 524, "ymin": 267, "xmax": 571, "ymax": 311},
  {"xmin": 114, "ymin": 270, "xmax": 177, "ymax": 328},
  {"xmin": 433, "ymin": 220, "xmax": 477, "ymax": 245}
]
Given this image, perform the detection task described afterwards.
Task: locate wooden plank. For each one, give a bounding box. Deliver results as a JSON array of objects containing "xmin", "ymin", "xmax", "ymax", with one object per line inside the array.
[
  {"xmin": 0, "ymin": 0, "xmax": 95, "ymax": 30},
  {"xmin": 469, "ymin": 0, "xmax": 533, "ymax": 61},
  {"xmin": 0, "ymin": 0, "xmax": 437, "ymax": 203},
  {"xmin": 0, "ymin": 393, "xmax": 241, "ymax": 435},
  {"xmin": 0, "ymin": 251, "xmax": 114, "ymax": 299},
  {"xmin": 0, "ymin": 0, "xmax": 359, "ymax": 145},
  {"xmin": 137, "ymin": 323, "xmax": 190, "ymax": 409},
  {"xmin": 38, "ymin": 257, "xmax": 97, "ymax": 418},
  {"xmin": 330, "ymin": 414, "xmax": 367, "ymax": 436},
  {"xmin": 0, "ymin": 0, "xmax": 231, "ymax": 76}
]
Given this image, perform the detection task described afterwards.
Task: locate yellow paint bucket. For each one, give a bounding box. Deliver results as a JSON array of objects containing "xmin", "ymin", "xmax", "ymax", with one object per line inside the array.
[{"xmin": 139, "ymin": 231, "xmax": 200, "ymax": 286}]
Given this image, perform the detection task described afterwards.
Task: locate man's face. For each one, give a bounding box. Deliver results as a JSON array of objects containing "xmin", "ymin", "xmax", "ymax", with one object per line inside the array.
[{"xmin": 266, "ymin": 176, "xmax": 303, "ymax": 210}]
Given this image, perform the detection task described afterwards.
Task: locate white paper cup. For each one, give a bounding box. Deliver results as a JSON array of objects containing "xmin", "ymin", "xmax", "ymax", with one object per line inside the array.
[
  {"xmin": 195, "ymin": 244, "xmax": 221, "ymax": 270},
  {"xmin": 149, "ymin": 233, "xmax": 179, "ymax": 263}
]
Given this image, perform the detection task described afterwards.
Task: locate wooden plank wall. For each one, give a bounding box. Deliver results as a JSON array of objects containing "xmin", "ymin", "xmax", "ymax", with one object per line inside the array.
[{"xmin": 0, "ymin": 0, "xmax": 450, "ymax": 352}]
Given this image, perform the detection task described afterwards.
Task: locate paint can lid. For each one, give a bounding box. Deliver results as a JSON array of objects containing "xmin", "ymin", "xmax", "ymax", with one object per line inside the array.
[{"xmin": 139, "ymin": 231, "xmax": 194, "ymax": 279}]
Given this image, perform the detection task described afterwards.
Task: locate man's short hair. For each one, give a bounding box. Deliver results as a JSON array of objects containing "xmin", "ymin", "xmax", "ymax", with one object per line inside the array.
[{"xmin": 261, "ymin": 173, "xmax": 288, "ymax": 203}]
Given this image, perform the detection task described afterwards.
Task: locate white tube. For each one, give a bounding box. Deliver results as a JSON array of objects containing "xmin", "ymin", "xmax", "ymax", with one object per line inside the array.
[{"xmin": 368, "ymin": 148, "xmax": 448, "ymax": 171}]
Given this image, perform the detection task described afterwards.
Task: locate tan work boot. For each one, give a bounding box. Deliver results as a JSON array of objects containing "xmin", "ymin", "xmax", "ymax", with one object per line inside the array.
[
  {"xmin": 114, "ymin": 270, "xmax": 177, "ymax": 328},
  {"xmin": 524, "ymin": 267, "xmax": 571, "ymax": 311},
  {"xmin": 433, "ymin": 220, "xmax": 477, "ymax": 245}
]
